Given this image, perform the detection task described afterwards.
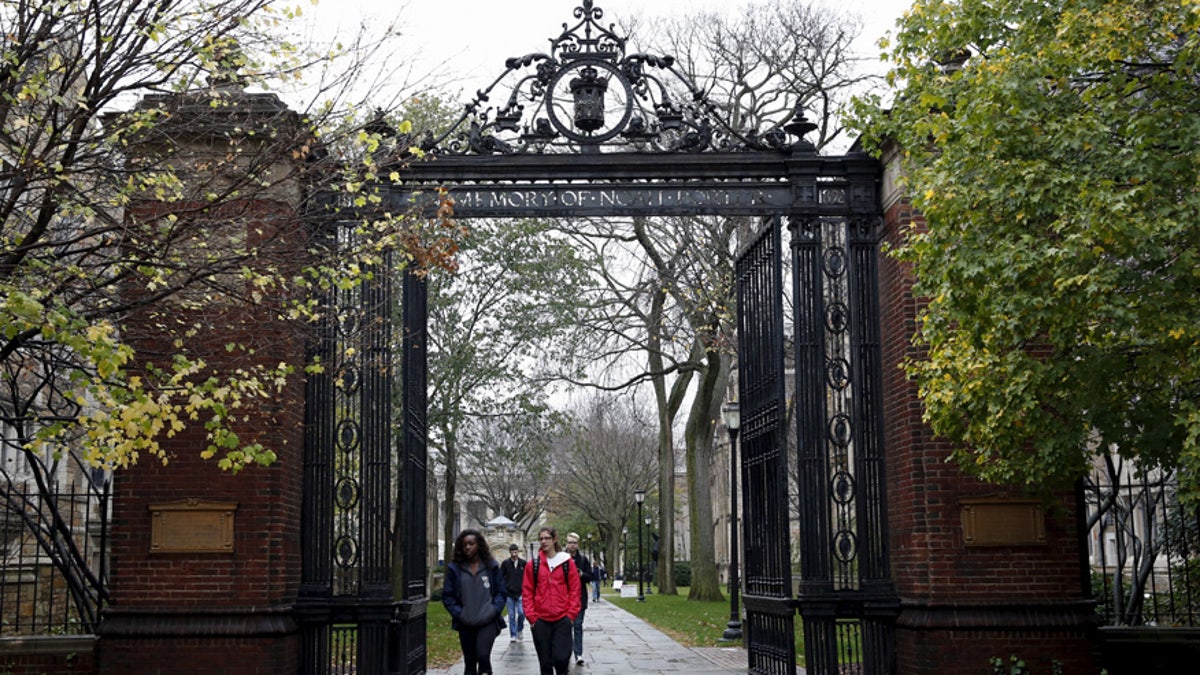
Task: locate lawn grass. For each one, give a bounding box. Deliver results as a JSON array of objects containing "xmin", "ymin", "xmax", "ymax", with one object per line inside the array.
[
  {"xmin": 605, "ymin": 587, "xmax": 737, "ymax": 648},
  {"xmin": 426, "ymin": 601, "xmax": 462, "ymax": 668},
  {"xmin": 605, "ymin": 586, "xmax": 807, "ymax": 666}
]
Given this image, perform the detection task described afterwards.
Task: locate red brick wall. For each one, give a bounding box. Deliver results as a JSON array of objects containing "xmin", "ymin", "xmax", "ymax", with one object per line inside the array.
[
  {"xmin": 99, "ymin": 636, "xmax": 298, "ymax": 674},
  {"xmin": 879, "ymin": 186, "xmax": 1099, "ymax": 673},
  {"xmin": 97, "ymin": 198, "xmax": 307, "ymax": 674}
]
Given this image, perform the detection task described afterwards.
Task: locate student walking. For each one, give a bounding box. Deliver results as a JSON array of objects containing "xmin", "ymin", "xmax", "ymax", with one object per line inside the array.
[
  {"xmin": 592, "ymin": 562, "xmax": 605, "ymax": 602},
  {"xmin": 565, "ymin": 532, "xmax": 594, "ymax": 666},
  {"xmin": 523, "ymin": 526, "xmax": 580, "ymax": 675},
  {"xmin": 442, "ymin": 529, "xmax": 507, "ymax": 675},
  {"xmin": 500, "ymin": 543, "xmax": 526, "ymax": 641}
]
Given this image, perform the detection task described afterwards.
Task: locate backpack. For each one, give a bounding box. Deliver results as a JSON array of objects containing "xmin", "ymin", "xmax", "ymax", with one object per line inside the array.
[{"xmin": 531, "ymin": 554, "xmax": 569, "ymax": 594}]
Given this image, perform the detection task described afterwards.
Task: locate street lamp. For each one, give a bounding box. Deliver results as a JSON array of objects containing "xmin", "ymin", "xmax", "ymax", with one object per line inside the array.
[
  {"xmin": 720, "ymin": 400, "xmax": 743, "ymax": 641},
  {"xmin": 634, "ymin": 488, "xmax": 646, "ymax": 602}
]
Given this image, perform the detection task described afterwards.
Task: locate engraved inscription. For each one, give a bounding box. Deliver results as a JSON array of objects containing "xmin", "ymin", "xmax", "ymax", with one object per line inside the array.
[{"xmin": 452, "ymin": 186, "xmax": 787, "ymax": 211}]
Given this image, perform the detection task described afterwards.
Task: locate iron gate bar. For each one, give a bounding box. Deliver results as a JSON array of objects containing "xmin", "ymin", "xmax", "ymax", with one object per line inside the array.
[
  {"xmin": 847, "ymin": 215, "xmax": 899, "ymax": 673},
  {"xmin": 392, "ymin": 268, "xmax": 430, "ymax": 674},
  {"xmin": 299, "ymin": 217, "xmax": 338, "ymax": 671},
  {"xmin": 790, "ymin": 215, "xmax": 839, "ymax": 674}
]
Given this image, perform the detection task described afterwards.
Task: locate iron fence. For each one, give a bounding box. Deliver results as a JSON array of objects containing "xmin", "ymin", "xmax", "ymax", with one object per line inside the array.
[
  {"xmin": 1083, "ymin": 472, "xmax": 1200, "ymax": 627},
  {"xmin": 1, "ymin": 479, "xmax": 109, "ymax": 636}
]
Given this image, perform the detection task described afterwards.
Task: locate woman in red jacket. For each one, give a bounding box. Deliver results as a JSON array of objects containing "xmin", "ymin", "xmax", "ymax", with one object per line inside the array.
[{"xmin": 522, "ymin": 526, "xmax": 580, "ymax": 675}]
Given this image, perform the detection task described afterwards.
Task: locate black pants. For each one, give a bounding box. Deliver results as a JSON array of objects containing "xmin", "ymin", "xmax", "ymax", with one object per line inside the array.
[
  {"xmin": 531, "ymin": 616, "xmax": 573, "ymax": 675},
  {"xmin": 457, "ymin": 620, "xmax": 500, "ymax": 675}
]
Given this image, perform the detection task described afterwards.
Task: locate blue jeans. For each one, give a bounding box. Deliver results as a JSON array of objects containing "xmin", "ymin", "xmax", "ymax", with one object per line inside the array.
[
  {"xmin": 591, "ymin": 579, "xmax": 600, "ymax": 601},
  {"xmin": 572, "ymin": 608, "xmax": 586, "ymax": 658},
  {"xmin": 505, "ymin": 595, "xmax": 525, "ymax": 638}
]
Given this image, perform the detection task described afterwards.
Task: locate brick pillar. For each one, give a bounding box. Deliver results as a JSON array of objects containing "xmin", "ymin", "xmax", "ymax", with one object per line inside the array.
[
  {"xmin": 97, "ymin": 88, "xmax": 308, "ymax": 675},
  {"xmin": 878, "ymin": 147, "xmax": 1099, "ymax": 674}
]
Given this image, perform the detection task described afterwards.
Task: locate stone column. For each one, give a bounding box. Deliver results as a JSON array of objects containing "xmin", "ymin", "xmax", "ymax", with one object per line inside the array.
[
  {"xmin": 97, "ymin": 86, "xmax": 309, "ymax": 674},
  {"xmin": 878, "ymin": 146, "xmax": 1098, "ymax": 674}
]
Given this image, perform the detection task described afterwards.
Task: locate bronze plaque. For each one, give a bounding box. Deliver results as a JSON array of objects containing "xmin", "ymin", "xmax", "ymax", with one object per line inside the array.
[
  {"xmin": 960, "ymin": 496, "xmax": 1046, "ymax": 547},
  {"xmin": 149, "ymin": 500, "xmax": 237, "ymax": 553}
]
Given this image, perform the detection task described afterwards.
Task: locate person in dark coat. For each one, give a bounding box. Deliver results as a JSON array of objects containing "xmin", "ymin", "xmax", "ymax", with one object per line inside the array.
[
  {"xmin": 565, "ymin": 532, "xmax": 594, "ymax": 666},
  {"xmin": 500, "ymin": 542, "xmax": 526, "ymax": 641},
  {"xmin": 442, "ymin": 529, "xmax": 507, "ymax": 675}
]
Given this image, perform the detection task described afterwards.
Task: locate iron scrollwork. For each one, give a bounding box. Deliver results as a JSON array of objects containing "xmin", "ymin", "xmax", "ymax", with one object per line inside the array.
[{"xmin": 421, "ymin": 1, "xmax": 812, "ymax": 155}]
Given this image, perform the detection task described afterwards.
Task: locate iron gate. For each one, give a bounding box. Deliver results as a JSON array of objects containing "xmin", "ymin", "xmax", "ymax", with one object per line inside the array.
[
  {"xmin": 736, "ymin": 217, "xmax": 797, "ymax": 673},
  {"xmin": 298, "ymin": 214, "xmax": 425, "ymax": 674},
  {"xmin": 735, "ymin": 209, "xmax": 896, "ymax": 675},
  {"xmin": 299, "ymin": 2, "xmax": 894, "ymax": 673}
]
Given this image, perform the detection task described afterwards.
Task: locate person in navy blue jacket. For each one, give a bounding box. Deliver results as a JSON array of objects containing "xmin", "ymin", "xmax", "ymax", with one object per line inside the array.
[{"xmin": 442, "ymin": 529, "xmax": 507, "ymax": 675}]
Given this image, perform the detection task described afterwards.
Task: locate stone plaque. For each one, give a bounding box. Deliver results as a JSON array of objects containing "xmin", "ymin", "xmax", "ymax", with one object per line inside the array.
[
  {"xmin": 960, "ymin": 496, "xmax": 1046, "ymax": 547},
  {"xmin": 149, "ymin": 500, "xmax": 237, "ymax": 553}
]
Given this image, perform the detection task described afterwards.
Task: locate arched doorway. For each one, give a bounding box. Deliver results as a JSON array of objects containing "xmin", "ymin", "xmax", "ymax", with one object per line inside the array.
[{"xmin": 298, "ymin": 3, "xmax": 893, "ymax": 673}]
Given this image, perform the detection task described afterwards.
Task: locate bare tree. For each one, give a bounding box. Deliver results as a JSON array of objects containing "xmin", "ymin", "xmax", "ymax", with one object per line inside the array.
[
  {"xmin": 459, "ymin": 413, "xmax": 561, "ymax": 538},
  {"xmin": 568, "ymin": 0, "xmax": 874, "ymax": 600},
  {"xmin": 557, "ymin": 394, "xmax": 659, "ymax": 582},
  {"xmin": 646, "ymin": 0, "xmax": 874, "ymax": 150},
  {"xmin": 563, "ymin": 218, "xmax": 699, "ymax": 595}
]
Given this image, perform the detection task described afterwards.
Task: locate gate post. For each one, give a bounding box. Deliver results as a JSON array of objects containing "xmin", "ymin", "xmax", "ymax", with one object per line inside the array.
[
  {"xmin": 877, "ymin": 147, "xmax": 1098, "ymax": 674},
  {"xmin": 96, "ymin": 86, "xmax": 308, "ymax": 674}
]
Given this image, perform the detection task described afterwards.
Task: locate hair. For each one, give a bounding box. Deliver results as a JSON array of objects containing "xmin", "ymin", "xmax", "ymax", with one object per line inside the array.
[
  {"xmin": 452, "ymin": 528, "xmax": 493, "ymax": 565},
  {"xmin": 567, "ymin": 532, "xmax": 581, "ymax": 543},
  {"xmin": 538, "ymin": 526, "xmax": 562, "ymax": 553}
]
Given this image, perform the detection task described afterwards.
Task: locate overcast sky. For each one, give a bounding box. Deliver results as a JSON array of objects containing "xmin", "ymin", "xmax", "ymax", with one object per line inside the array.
[{"xmin": 310, "ymin": 0, "xmax": 911, "ymax": 96}]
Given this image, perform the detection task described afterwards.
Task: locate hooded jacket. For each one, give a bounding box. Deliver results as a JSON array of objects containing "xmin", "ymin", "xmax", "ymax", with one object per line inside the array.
[
  {"xmin": 521, "ymin": 550, "xmax": 580, "ymax": 624},
  {"xmin": 442, "ymin": 558, "xmax": 507, "ymax": 631}
]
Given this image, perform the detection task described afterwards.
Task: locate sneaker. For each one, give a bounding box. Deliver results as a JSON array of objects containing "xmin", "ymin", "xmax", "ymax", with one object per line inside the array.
[
  {"xmin": 517, "ymin": 631, "xmax": 524, "ymax": 640},
  {"xmin": 576, "ymin": 656, "xmax": 585, "ymax": 666},
  {"xmin": 510, "ymin": 637, "xmax": 517, "ymax": 642}
]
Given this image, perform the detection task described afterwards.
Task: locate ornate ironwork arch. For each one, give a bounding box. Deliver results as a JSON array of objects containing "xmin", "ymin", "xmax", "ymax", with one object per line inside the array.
[
  {"xmin": 303, "ymin": 3, "xmax": 895, "ymax": 674},
  {"xmin": 417, "ymin": 0, "xmax": 812, "ymax": 155}
]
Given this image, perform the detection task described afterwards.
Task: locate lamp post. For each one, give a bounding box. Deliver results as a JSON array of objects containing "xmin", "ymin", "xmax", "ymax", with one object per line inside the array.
[
  {"xmin": 721, "ymin": 400, "xmax": 743, "ymax": 641},
  {"xmin": 634, "ymin": 488, "xmax": 646, "ymax": 602},
  {"xmin": 528, "ymin": 540, "xmax": 536, "ymax": 563}
]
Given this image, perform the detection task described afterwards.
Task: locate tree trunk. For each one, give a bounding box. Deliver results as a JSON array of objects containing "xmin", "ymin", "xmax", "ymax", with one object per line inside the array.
[
  {"xmin": 686, "ymin": 347, "xmax": 731, "ymax": 601},
  {"xmin": 648, "ymin": 288, "xmax": 693, "ymax": 596},
  {"xmin": 441, "ymin": 427, "xmax": 458, "ymax": 567}
]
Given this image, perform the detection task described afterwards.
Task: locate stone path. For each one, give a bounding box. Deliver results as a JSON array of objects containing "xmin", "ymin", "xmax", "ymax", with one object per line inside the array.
[{"xmin": 425, "ymin": 596, "xmax": 751, "ymax": 674}]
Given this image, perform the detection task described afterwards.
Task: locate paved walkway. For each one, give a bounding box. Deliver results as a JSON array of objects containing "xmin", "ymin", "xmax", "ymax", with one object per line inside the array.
[{"xmin": 426, "ymin": 596, "xmax": 749, "ymax": 674}]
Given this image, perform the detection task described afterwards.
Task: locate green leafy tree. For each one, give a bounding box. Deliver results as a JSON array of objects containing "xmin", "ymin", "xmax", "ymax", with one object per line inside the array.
[
  {"xmin": 1, "ymin": 0, "xmax": 440, "ymax": 475},
  {"xmin": 852, "ymin": 1, "xmax": 1200, "ymax": 498},
  {"xmin": 421, "ymin": 216, "xmax": 593, "ymax": 564}
]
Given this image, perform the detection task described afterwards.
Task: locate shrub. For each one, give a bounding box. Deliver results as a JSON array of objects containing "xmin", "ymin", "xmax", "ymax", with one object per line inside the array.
[{"xmin": 674, "ymin": 561, "xmax": 692, "ymax": 587}]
